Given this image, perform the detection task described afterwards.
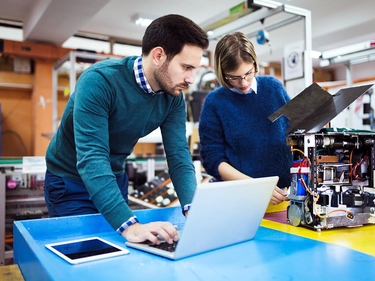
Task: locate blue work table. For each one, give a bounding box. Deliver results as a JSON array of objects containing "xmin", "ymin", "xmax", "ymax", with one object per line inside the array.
[{"xmin": 13, "ymin": 207, "xmax": 375, "ymax": 281}]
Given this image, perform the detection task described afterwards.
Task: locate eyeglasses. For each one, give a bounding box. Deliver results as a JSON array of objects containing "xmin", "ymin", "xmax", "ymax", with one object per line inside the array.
[{"xmin": 225, "ymin": 69, "xmax": 255, "ymax": 84}]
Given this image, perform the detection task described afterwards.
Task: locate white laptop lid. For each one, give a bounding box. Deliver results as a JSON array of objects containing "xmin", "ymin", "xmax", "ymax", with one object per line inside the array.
[{"xmin": 126, "ymin": 176, "xmax": 278, "ymax": 260}]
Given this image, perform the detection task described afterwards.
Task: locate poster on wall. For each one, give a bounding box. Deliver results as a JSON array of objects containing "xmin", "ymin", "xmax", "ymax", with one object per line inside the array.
[{"xmin": 283, "ymin": 41, "xmax": 304, "ymax": 81}]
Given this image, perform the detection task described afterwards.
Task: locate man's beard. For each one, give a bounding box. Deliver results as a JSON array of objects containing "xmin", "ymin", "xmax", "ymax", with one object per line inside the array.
[{"xmin": 154, "ymin": 60, "xmax": 188, "ymax": 97}]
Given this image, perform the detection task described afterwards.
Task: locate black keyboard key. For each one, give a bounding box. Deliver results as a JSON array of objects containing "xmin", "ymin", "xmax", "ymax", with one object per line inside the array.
[{"xmin": 149, "ymin": 241, "xmax": 178, "ymax": 252}]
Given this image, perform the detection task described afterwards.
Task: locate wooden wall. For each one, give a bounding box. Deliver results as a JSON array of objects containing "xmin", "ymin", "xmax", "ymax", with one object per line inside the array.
[
  {"xmin": 0, "ymin": 69, "xmax": 153, "ymax": 157},
  {"xmin": 0, "ymin": 39, "xmax": 72, "ymax": 157},
  {"xmin": 0, "ymin": 87, "xmax": 32, "ymax": 156},
  {"xmin": 0, "ymin": 71, "xmax": 70, "ymax": 156}
]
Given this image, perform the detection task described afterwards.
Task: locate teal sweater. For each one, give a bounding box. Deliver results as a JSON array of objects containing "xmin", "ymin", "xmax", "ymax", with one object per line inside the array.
[
  {"xmin": 199, "ymin": 76, "xmax": 292, "ymax": 189},
  {"xmin": 46, "ymin": 56, "xmax": 196, "ymax": 230}
]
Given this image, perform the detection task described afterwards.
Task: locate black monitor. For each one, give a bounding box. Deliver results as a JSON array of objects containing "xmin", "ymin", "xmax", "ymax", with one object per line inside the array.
[{"xmin": 189, "ymin": 90, "xmax": 209, "ymax": 123}]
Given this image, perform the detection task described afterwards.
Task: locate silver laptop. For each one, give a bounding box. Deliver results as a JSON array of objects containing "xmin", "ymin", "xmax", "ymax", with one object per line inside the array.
[{"xmin": 125, "ymin": 176, "xmax": 278, "ymax": 260}]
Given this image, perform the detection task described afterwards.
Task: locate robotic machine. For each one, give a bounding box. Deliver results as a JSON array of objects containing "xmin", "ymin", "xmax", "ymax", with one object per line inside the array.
[{"xmin": 269, "ymin": 83, "xmax": 375, "ymax": 230}]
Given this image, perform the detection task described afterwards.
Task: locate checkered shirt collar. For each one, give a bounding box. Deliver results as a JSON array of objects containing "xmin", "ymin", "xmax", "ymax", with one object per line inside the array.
[{"xmin": 133, "ymin": 56, "xmax": 164, "ymax": 96}]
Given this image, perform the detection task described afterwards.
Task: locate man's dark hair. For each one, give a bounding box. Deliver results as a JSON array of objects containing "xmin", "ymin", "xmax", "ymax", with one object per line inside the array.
[{"xmin": 142, "ymin": 14, "xmax": 209, "ymax": 60}]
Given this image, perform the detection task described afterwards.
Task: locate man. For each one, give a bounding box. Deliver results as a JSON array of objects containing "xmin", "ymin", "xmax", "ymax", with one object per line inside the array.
[{"xmin": 44, "ymin": 14, "xmax": 209, "ymax": 245}]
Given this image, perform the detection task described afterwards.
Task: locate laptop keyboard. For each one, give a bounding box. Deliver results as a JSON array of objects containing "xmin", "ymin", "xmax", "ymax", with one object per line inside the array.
[{"xmin": 149, "ymin": 241, "xmax": 178, "ymax": 252}]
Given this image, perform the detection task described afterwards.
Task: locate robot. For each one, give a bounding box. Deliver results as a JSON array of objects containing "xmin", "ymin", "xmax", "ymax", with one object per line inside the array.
[{"xmin": 269, "ymin": 83, "xmax": 375, "ymax": 230}]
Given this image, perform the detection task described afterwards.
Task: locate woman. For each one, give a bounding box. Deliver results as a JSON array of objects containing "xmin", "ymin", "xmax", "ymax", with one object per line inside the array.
[{"xmin": 199, "ymin": 32, "xmax": 292, "ymax": 205}]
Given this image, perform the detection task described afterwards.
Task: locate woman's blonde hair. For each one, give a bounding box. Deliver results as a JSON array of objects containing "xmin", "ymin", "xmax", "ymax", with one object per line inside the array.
[{"xmin": 214, "ymin": 32, "xmax": 258, "ymax": 88}]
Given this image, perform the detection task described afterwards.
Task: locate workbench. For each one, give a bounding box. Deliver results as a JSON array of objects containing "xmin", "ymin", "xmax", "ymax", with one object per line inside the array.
[{"xmin": 13, "ymin": 207, "xmax": 375, "ymax": 280}]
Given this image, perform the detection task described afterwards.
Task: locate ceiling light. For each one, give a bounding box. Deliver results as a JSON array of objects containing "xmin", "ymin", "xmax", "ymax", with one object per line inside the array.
[
  {"xmin": 0, "ymin": 19, "xmax": 23, "ymax": 28},
  {"xmin": 321, "ymin": 40, "xmax": 375, "ymax": 59},
  {"xmin": 349, "ymin": 55, "xmax": 375, "ymax": 65},
  {"xmin": 329, "ymin": 48, "xmax": 375, "ymax": 64},
  {"xmin": 132, "ymin": 13, "xmax": 156, "ymax": 27},
  {"xmin": 310, "ymin": 50, "xmax": 321, "ymax": 59},
  {"xmin": 350, "ymin": 53, "xmax": 375, "ymax": 65},
  {"xmin": 319, "ymin": 59, "xmax": 330, "ymax": 67}
]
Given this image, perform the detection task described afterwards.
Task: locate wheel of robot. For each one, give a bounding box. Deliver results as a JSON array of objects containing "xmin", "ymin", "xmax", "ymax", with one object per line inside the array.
[{"xmin": 287, "ymin": 204, "xmax": 302, "ymax": 226}]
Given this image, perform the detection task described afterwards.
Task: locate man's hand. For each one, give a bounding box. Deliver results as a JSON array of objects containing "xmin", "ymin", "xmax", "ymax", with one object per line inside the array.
[
  {"xmin": 122, "ymin": 221, "xmax": 178, "ymax": 244},
  {"xmin": 269, "ymin": 186, "xmax": 288, "ymax": 205}
]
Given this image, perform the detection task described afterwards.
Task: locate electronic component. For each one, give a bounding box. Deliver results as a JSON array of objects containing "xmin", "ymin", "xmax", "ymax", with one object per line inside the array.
[
  {"xmin": 129, "ymin": 170, "xmax": 178, "ymax": 208},
  {"xmin": 270, "ymin": 83, "xmax": 375, "ymax": 230},
  {"xmin": 287, "ymin": 132, "xmax": 375, "ymax": 230}
]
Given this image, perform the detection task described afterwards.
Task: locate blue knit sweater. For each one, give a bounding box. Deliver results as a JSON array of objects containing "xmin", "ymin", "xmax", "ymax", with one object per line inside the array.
[
  {"xmin": 46, "ymin": 56, "xmax": 196, "ymax": 230},
  {"xmin": 199, "ymin": 76, "xmax": 292, "ymax": 189}
]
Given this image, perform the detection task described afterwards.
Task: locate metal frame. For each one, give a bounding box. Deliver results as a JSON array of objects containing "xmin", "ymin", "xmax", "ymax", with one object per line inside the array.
[
  {"xmin": 0, "ymin": 172, "xmax": 5, "ymax": 265},
  {"xmin": 201, "ymin": 0, "xmax": 312, "ymax": 87},
  {"xmin": 51, "ymin": 51, "xmax": 121, "ymax": 132},
  {"xmin": 0, "ymin": 171, "xmax": 20, "ymax": 266},
  {"xmin": 1, "ymin": 164, "xmax": 48, "ymax": 265},
  {"xmin": 51, "ymin": 1, "xmax": 313, "ymax": 133}
]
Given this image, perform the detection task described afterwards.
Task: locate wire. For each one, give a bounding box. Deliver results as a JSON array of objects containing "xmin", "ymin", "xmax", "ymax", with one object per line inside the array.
[
  {"xmin": 293, "ymin": 148, "xmax": 353, "ymax": 219},
  {"xmin": 1, "ymin": 129, "xmax": 27, "ymax": 155},
  {"xmin": 313, "ymin": 192, "xmax": 352, "ymax": 219},
  {"xmin": 300, "ymin": 176, "xmax": 352, "ymax": 219},
  {"xmin": 291, "ymin": 148, "xmax": 312, "ymax": 185},
  {"xmin": 349, "ymin": 148, "xmax": 354, "ymax": 182},
  {"xmin": 352, "ymin": 155, "xmax": 368, "ymax": 182},
  {"xmin": 291, "ymin": 148, "xmax": 312, "ymax": 166}
]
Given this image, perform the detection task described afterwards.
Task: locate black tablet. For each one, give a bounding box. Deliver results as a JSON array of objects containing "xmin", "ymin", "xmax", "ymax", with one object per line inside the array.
[{"xmin": 45, "ymin": 237, "xmax": 129, "ymax": 264}]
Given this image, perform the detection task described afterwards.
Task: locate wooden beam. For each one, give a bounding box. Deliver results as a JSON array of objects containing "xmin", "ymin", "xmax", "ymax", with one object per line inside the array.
[
  {"xmin": 31, "ymin": 60, "xmax": 54, "ymax": 156},
  {"xmin": 0, "ymin": 72, "xmax": 33, "ymax": 89},
  {"xmin": 1, "ymin": 39, "xmax": 71, "ymax": 61}
]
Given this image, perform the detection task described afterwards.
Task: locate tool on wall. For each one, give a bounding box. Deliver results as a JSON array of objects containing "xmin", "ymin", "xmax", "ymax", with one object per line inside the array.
[{"xmin": 256, "ymin": 19, "xmax": 272, "ymax": 55}]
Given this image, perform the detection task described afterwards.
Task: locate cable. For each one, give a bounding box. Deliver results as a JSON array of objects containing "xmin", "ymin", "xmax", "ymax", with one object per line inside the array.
[
  {"xmin": 300, "ymin": 176, "xmax": 352, "ymax": 219},
  {"xmin": 313, "ymin": 193, "xmax": 353, "ymax": 219},
  {"xmin": 1, "ymin": 129, "xmax": 27, "ymax": 155},
  {"xmin": 352, "ymin": 155, "xmax": 368, "ymax": 182},
  {"xmin": 292, "ymin": 148, "xmax": 353, "ymax": 219},
  {"xmin": 291, "ymin": 148, "xmax": 312, "ymax": 185}
]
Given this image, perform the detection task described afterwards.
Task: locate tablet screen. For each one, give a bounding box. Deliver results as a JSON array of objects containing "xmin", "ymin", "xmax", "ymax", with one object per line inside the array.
[{"xmin": 45, "ymin": 237, "xmax": 129, "ymax": 264}]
